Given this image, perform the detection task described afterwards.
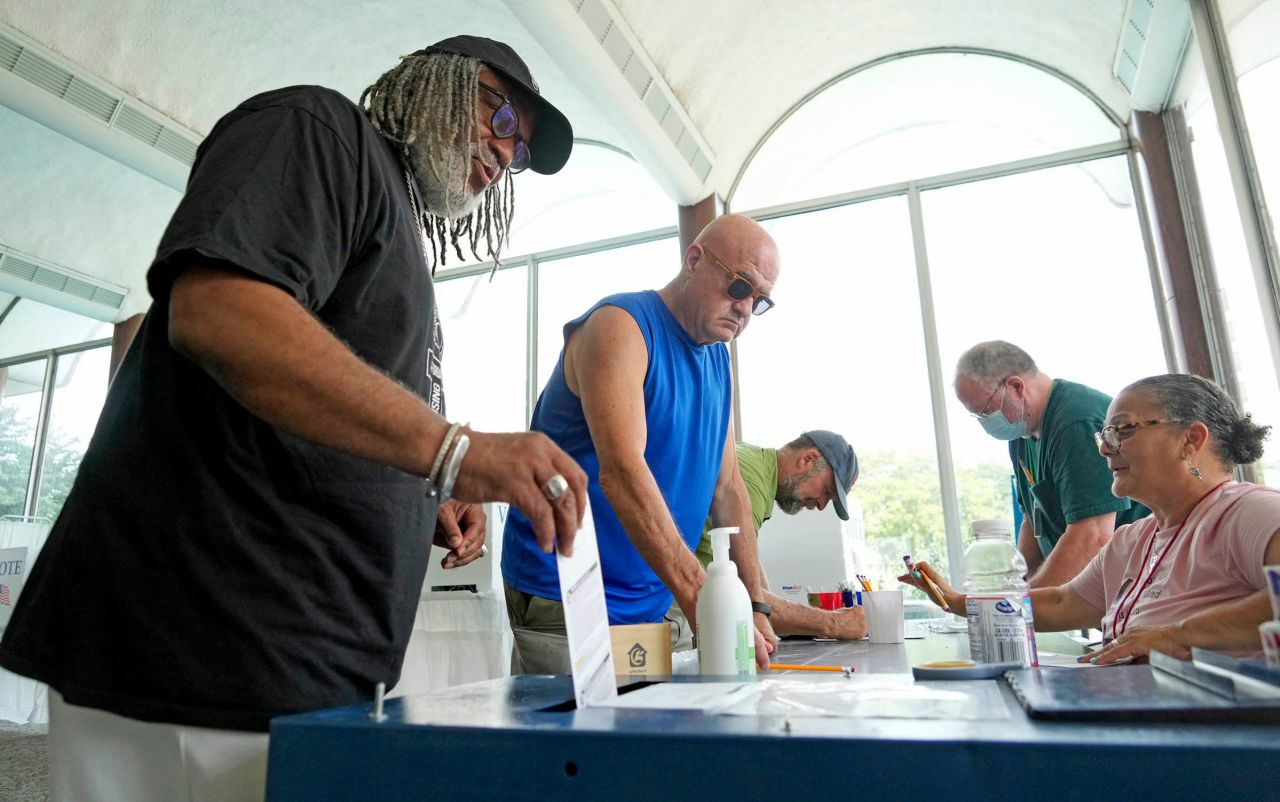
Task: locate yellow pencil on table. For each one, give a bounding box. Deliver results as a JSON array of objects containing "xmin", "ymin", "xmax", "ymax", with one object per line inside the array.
[{"xmin": 769, "ymin": 663, "xmax": 855, "ymax": 673}]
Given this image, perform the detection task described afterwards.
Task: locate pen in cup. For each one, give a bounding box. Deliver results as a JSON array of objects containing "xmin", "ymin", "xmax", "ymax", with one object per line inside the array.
[{"xmin": 903, "ymin": 555, "xmax": 951, "ymax": 612}]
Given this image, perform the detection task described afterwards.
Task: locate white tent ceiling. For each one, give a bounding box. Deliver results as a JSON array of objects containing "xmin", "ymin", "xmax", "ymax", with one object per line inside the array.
[{"xmin": 0, "ymin": 0, "xmax": 1159, "ymax": 322}]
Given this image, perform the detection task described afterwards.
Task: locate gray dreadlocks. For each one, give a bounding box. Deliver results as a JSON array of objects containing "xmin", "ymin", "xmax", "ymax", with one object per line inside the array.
[{"xmin": 360, "ymin": 50, "xmax": 515, "ymax": 275}]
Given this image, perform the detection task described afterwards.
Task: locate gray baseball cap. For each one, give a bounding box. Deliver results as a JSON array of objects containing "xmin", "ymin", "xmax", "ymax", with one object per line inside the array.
[{"xmin": 804, "ymin": 430, "xmax": 859, "ymax": 521}]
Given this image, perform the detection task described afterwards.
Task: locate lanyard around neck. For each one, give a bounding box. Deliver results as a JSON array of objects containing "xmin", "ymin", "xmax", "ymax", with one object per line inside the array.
[{"xmin": 1110, "ymin": 480, "xmax": 1229, "ymax": 639}]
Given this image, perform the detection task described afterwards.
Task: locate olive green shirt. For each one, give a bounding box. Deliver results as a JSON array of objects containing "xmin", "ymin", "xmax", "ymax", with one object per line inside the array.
[{"xmin": 695, "ymin": 443, "xmax": 777, "ymax": 569}]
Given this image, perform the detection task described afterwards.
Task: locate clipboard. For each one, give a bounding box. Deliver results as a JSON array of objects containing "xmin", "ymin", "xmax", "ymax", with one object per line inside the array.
[{"xmin": 1003, "ymin": 662, "xmax": 1280, "ymax": 723}]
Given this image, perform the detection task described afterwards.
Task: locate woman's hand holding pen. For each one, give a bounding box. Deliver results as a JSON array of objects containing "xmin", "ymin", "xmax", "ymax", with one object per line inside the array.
[{"xmin": 897, "ymin": 561, "xmax": 965, "ymax": 616}]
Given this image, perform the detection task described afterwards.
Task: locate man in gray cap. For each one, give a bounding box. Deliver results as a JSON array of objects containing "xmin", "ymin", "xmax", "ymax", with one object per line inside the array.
[
  {"xmin": 671, "ymin": 430, "xmax": 867, "ymax": 643},
  {"xmin": 0, "ymin": 35, "xmax": 583, "ymax": 801}
]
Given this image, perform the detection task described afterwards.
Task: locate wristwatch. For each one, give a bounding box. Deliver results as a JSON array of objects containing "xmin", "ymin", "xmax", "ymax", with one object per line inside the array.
[{"xmin": 750, "ymin": 600, "xmax": 773, "ymax": 618}]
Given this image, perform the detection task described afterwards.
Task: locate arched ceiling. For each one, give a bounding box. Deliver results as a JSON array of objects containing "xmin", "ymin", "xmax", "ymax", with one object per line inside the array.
[
  {"xmin": 0, "ymin": 0, "xmax": 1158, "ymax": 321},
  {"xmin": 613, "ymin": 0, "xmax": 1132, "ymax": 197}
]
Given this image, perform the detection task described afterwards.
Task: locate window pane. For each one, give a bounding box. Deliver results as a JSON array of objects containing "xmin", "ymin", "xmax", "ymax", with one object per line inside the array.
[
  {"xmin": 507, "ymin": 145, "xmax": 673, "ymax": 257},
  {"xmin": 736, "ymin": 199, "xmax": 949, "ymax": 591},
  {"xmin": 35, "ymin": 347, "xmax": 111, "ymax": 521},
  {"xmin": 0, "ymin": 358, "xmax": 49, "ymax": 519},
  {"xmin": 1229, "ymin": 1, "xmax": 1280, "ymax": 486},
  {"xmin": 924, "ymin": 157, "xmax": 1167, "ymax": 523},
  {"xmin": 0, "ymin": 297, "xmax": 110, "ymax": 360},
  {"xmin": 535, "ymin": 238, "xmax": 680, "ymax": 390},
  {"xmin": 732, "ymin": 53, "xmax": 1123, "ymax": 211},
  {"xmin": 433, "ymin": 267, "xmax": 528, "ymax": 432},
  {"xmin": 1179, "ymin": 35, "xmax": 1280, "ymax": 487}
]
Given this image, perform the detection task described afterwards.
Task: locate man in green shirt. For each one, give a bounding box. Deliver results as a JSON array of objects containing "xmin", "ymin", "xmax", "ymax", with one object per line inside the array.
[
  {"xmin": 954, "ymin": 341, "xmax": 1150, "ymax": 588},
  {"xmin": 673, "ymin": 431, "xmax": 867, "ymax": 641}
]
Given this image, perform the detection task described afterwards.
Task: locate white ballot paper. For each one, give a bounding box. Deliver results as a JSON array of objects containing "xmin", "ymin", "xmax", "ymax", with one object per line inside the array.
[{"xmin": 557, "ymin": 498, "xmax": 618, "ymax": 707}]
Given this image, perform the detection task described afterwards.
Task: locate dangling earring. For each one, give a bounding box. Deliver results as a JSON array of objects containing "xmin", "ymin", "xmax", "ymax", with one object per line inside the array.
[{"xmin": 1187, "ymin": 459, "xmax": 1203, "ymax": 481}]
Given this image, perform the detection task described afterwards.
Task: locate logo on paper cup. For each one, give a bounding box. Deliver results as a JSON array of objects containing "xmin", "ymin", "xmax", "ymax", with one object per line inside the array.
[{"xmin": 994, "ymin": 599, "xmax": 1017, "ymax": 614}]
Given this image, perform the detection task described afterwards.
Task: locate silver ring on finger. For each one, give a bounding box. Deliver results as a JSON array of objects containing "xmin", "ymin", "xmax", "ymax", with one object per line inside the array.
[{"xmin": 543, "ymin": 474, "xmax": 569, "ymax": 502}]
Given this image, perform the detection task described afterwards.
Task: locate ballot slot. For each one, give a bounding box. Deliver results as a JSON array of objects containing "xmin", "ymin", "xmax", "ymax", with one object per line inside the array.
[{"xmin": 538, "ymin": 680, "xmax": 663, "ymax": 712}]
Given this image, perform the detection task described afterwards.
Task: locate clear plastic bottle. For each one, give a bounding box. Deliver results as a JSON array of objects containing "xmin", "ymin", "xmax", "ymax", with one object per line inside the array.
[{"xmin": 962, "ymin": 519, "xmax": 1038, "ymax": 667}]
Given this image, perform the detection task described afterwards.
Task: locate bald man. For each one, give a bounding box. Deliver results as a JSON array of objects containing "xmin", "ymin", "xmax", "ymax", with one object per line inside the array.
[{"xmin": 502, "ymin": 214, "xmax": 782, "ymax": 673}]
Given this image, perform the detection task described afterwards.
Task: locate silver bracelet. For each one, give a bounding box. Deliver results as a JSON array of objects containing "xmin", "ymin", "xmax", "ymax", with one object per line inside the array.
[
  {"xmin": 428, "ymin": 422, "xmax": 462, "ymax": 486},
  {"xmin": 437, "ymin": 433, "xmax": 470, "ymax": 504}
]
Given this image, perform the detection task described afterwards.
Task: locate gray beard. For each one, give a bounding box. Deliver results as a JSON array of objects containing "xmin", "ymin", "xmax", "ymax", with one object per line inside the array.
[{"xmin": 408, "ymin": 143, "xmax": 488, "ymax": 220}]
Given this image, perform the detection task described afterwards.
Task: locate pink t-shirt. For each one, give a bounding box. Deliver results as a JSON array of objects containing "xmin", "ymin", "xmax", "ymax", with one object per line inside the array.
[{"xmin": 1068, "ymin": 481, "xmax": 1280, "ymax": 641}]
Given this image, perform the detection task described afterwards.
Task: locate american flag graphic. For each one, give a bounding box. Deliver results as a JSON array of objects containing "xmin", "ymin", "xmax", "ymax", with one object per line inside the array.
[{"xmin": 0, "ymin": 584, "xmax": 9, "ymax": 606}]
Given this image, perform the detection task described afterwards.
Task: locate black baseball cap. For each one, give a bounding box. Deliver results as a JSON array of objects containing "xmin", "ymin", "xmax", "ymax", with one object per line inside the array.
[{"xmin": 424, "ymin": 35, "xmax": 574, "ymax": 175}]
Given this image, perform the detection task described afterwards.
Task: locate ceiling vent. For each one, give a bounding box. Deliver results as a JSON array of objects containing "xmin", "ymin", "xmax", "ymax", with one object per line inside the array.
[
  {"xmin": 569, "ymin": 0, "xmax": 714, "ymax": 182},
  {"xmin": 0, "ymin": 243, "xmax": 127, "ymax": 322},
  {"xmin": 0, "ymin": 24, "xmax": 200, "ymax": 184},
  {"xmin": 1114, "ymin": 0, "xmax": 1192, "ymax": 111}
]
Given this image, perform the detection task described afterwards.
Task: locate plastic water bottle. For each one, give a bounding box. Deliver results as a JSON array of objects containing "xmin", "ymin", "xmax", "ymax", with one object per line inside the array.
[
  {"xmin": 962, "ymin": 519, "xmax": 1038, "ymax": 667},
  {"xmin": 697, "ymin": 527, "xmax": 756, "ymax": 676}
]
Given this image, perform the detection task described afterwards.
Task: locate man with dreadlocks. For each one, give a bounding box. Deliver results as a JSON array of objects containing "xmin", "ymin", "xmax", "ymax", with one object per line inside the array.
[{"xmin": 0, "ymin": 36, "xmax": 582, "ymax": 801}]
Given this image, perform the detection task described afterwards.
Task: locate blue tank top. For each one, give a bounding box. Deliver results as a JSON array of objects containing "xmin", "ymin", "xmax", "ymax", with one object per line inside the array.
[{"xmin": 501, "ymin": 290, "xmax": 732, "ymax": 624}]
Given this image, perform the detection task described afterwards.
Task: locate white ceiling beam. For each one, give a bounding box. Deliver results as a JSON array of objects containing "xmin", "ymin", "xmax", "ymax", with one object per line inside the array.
[
  {"xmin": 1113, "ymin": 0, "xmax": 1193, "ymax": 112},
  {"xmin": 504, "ymin": 0, "xmax": 714, "ymax": 204},
  {"xmin": 0, "ymin": 23, "xmax": 196, "ymax": 191}
]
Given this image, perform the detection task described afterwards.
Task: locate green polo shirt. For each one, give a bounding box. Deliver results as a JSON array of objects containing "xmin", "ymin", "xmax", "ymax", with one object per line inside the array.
[
  {"xmin": 1011, "ymin": 379, "xmax": 1150, "ymax": 557},
  {"xmin": 695, "ymin": 443, "xmax": 777, "ymax": 569}
]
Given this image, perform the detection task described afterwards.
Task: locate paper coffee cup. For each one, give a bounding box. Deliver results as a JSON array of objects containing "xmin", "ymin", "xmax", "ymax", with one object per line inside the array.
[
  {"xmin": 1264, "ymin": 565, "xmax": 1280, "ymax": 621},
  {"xmin": 1261, "ymin": 621, "xmax": 1280, "ymax": 669}
]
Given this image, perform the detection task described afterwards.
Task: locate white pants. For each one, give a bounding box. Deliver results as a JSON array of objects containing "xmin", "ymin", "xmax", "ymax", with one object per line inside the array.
[{"xmin": 49, "ymin": 691, "xmax": 269, "ymax": 802}]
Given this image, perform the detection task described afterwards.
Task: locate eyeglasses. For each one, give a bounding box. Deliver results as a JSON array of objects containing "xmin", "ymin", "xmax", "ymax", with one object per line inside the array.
[
  {"xmin": 478, "ymin": 82, "xmax": 531, "ymax": 174},
  {"xmin": 700, "ymin": 245, "xmax": 775, "ymax": 316},
  {"xmin": 1093, "ymin": 419, "xmax": 1185, "ymax": 452},
  {"xmin": 970, "ymin": 378, "xmax": 1010, "ymax": 421}
]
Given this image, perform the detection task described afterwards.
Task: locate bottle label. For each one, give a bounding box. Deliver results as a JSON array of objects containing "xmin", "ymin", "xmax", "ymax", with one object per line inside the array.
[
  {"xmin": 734, "ymin": 622, "xmax": 755, "ymax": 675},
  {"xmin": 965, "ymin": 595, "xmax": 1038, "ymax": 667}
]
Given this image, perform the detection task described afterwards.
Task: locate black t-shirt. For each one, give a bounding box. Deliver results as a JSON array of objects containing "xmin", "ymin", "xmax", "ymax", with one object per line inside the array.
[{"xmin": 0, "ymin": 86, "xmax": 444, "ymax": 731}]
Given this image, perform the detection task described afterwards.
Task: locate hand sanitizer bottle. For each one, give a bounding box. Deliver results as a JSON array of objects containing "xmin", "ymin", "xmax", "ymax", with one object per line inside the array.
[{"xmin": 697, "ymin": 527, "xmax": 755, "ymax": 676}]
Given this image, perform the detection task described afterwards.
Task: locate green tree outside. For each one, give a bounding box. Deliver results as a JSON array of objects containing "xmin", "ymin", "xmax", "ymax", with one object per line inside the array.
[
  {"xmin": 0, "ymin": 405, "xmax": 83, "ymax": 522},
  {"xmin": 855, "ymin": 448, "xmax": 1015, "ymax": 600}
]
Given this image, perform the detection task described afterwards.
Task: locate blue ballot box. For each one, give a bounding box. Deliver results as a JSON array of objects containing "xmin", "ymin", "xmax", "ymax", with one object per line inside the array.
[{"xmin": 266, "ymin": 636, "xmax": 1280, "ymax": 802}]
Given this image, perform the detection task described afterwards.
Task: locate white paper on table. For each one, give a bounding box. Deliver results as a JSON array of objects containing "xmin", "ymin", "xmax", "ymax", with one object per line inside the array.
[
  {"xmin": 716, "ymin": 677, "xmax": 1010, "ymax": 720},
  {"xmin": 603, "ymin": 682, "xmax": 761, "ymax": 712},
  {"xmin": 557, "ymin": 498, "xmax": 617, "ymax": 707}
]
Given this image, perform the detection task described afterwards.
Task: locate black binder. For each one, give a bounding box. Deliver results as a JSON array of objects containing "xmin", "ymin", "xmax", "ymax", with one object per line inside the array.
[{"xmin": 1004, "ymin": 662, "xmax": 1280, "ymax": 723}]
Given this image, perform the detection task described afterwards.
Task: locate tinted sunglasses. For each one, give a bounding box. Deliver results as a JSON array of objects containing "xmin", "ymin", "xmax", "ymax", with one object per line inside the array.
[{"xmin": 700, "ymin": 245, "xmax": 775, "ymax": 315}]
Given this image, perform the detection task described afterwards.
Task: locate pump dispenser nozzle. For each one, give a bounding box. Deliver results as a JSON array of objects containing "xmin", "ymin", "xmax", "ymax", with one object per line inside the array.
[{"xmin": 708, "ymin": 526, "xmax": 739, "ymax": 569}]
